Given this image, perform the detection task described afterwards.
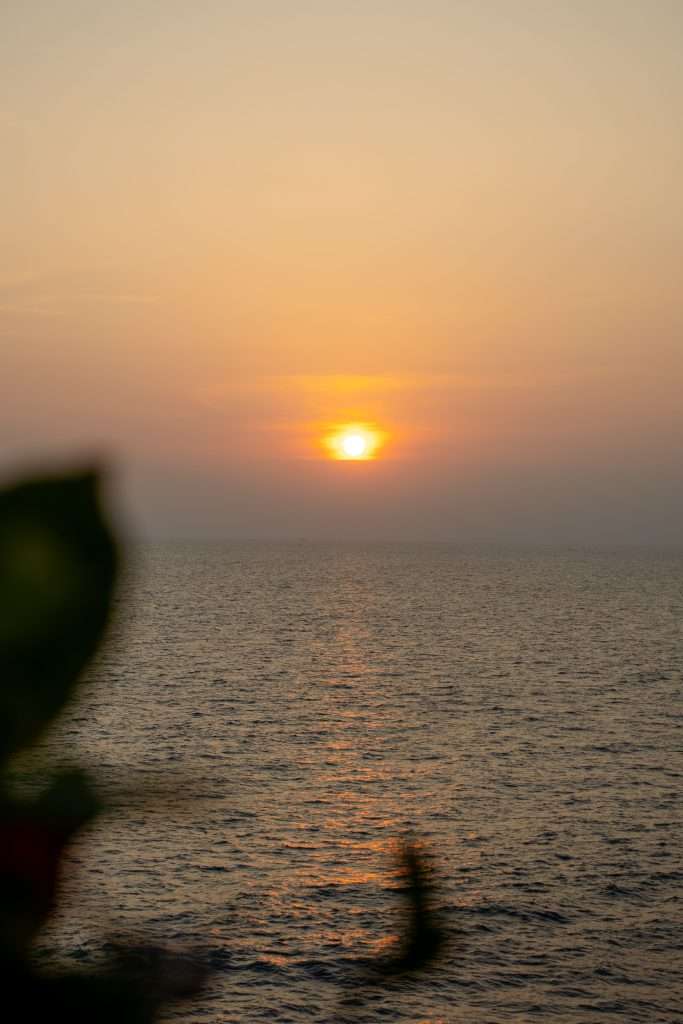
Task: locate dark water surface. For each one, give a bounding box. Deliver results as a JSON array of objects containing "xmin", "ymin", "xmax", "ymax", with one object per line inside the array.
[{"xmin": 37, "ymin": 544, "xmax": 682, "ymax": 1022}]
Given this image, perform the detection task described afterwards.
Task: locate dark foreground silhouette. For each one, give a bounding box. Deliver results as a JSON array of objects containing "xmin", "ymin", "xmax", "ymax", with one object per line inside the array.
[{"xmin": 0, "ymin": 469, "xmax": 443, "ymax": 1020}]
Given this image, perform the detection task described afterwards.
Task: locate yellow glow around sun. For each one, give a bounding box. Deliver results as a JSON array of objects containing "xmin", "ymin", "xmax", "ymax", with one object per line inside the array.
[{"xmin": 324, "ymin": 424, "xmax": 385, "ymax": 460}]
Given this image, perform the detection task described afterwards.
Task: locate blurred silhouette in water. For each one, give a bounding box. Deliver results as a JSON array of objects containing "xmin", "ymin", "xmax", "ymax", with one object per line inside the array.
[{"xmin": 372, "ymin": 841, "xmax": 444, "ymax": 977}]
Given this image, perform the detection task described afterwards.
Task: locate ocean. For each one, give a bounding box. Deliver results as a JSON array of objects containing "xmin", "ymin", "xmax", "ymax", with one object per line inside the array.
[{"xmin": 35, "ymin": 543, "xmax": 682, "ymax": 1022}]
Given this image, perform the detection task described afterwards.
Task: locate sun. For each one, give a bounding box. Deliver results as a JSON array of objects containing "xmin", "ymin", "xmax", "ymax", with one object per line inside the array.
[
  {"xmin": 324, "ymin": 424, "xmax": 386, "ymax": 460},
  {"xmin": 341, "ymin": 432, "xmax": 368, "ymax": 458}
]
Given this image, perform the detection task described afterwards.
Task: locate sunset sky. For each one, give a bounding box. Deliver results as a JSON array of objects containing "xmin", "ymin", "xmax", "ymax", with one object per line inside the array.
[{"xmin": 2, "ymin": 1, "xmax": 682, "ymax": 542}]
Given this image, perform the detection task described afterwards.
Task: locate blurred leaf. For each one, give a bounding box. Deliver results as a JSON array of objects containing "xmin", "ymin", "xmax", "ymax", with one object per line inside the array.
[
  {"xmin": 34, "ymin": 769, "xmax": 100, "ymax": 825},
  {"xmin": 0, "ymin": 962, "xmax": 158, "ymax": 1024},
  {"xmin": 0, "ymin": 771, "xmax": 99, "ymax": 953},
  {"xmin": 0, "ymin": 470, "xmax": 117, "ymax": 760},
  {"xmin": 0, "ymin": 465, "xmax": 211, "ymax": 1019},
  {"xmin": 0, "ymin": 947, "xmax": 208, "ymax": 1023},
  {"xmin": 112, "ymin": 943, "xmax": 209, "ymax": 1002}
]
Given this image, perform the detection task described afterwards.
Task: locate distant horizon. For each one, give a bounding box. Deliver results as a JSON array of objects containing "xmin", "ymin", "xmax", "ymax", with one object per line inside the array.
[{"xmin": 123, "ymin": 530, "xmax": 683, "ymax": 552}]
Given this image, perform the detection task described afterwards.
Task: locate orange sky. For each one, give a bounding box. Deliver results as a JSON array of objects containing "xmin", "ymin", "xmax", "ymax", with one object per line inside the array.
[{"xmin": 2, "ymin": 2, "xmax": 682, "ymax": 541}]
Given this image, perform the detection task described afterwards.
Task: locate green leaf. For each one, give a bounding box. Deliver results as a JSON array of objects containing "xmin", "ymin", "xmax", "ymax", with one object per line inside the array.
[
  {"xmin": 0, "ymin": 771, "xmax": 99, "ymax": 952},
  {"xmin": 34, "ymin": 768, "xmax": 100, "ymax": 822},
  {"xmin": 0, "ymin": 471, "xmax": 118, "ymax": 760},
  {"xmin": 4, "ymin": 966, "xmax": 159, "ymax": 1024}
]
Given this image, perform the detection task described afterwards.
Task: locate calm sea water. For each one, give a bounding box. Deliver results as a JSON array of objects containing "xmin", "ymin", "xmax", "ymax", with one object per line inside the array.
[{"xmin": 36, "ymin": 543, "xmax": 682, "ymax": 1022}]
